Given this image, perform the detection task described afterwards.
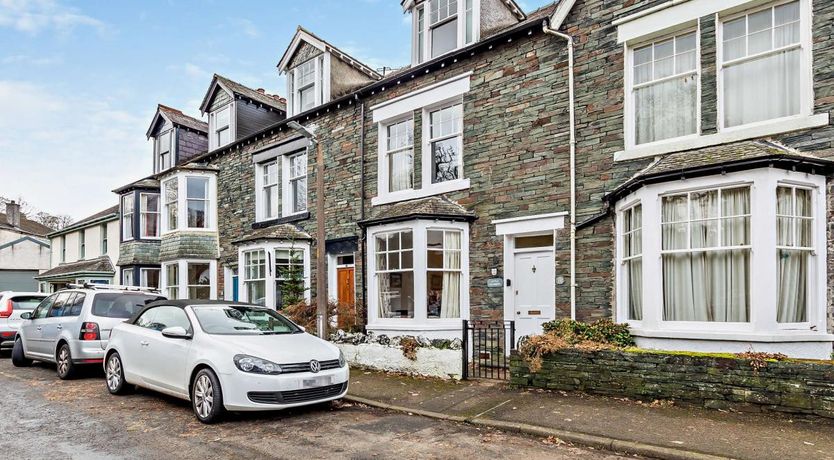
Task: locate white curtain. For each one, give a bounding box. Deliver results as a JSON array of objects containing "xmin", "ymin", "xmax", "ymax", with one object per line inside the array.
[
  {"xmin": 776, "ymin": 187, "xmax": 810, "ymax": 323},
  {"xmin": 635, "ymin": 75, "xmax": 697, "ymax": 144},
  {"xmin": 662, "ymin": 189, "xmax": 750, "ymax": 322},
  {"xmin": 440, "ymin": 231, "xmax": 461, "ymax": 318},
  {"xmin": 389, "ymin": 150, "xmax": 413, "ymax": 192},
  {"xmin": 723, "ymin": 49, "xmax": 800, "ymax": 127},
  {"xmin": 628, "ymin": 258, "xmax": 643, "ymax": 320},
  {"xmin": 377, "ymin": 273, "xmax": 390, "ymax": 318},
  {"xmin": 777, "ymin": 250, "xmax": 807, "ymax": 323}
]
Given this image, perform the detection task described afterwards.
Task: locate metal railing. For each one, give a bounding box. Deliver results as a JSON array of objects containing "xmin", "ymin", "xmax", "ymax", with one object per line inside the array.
[{"xmin": 462, "ymin": 319, "xmax": 515, "ymax": 380}]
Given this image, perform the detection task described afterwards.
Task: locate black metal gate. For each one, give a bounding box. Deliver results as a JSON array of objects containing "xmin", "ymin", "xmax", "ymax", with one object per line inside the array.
[{"xmin": 462, "ymin": 320, "xmax": 515, "ymax": 380}]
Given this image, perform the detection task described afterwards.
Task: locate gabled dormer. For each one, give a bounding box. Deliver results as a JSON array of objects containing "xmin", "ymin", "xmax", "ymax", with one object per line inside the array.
[
  {"xmin": 146, "ymin": 105, "xmax": 209, "ymax": 174},
  {"xmin": 403, "ymin": 0, "xmax": 525, "ymax": 65},
  {"xmin": 199, "ymin": 74, "xmax": 287, "ymax": 151},
  {"xmin": 277, "ymin": 27, "xmax": 383, "ymax": 117}
]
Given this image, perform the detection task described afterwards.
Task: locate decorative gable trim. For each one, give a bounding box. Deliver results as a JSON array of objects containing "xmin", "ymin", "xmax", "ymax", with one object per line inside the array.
[
  {"xmin": 277, "ymin": 27, "xmax": 382, "ymax": 80},
  {"xmin": 199, "ymin": 77, "xmax": 235, "ymax": 114},
  {"xmin": 549, "ymin": 0, "xmax": 576, "ymax": 30}
]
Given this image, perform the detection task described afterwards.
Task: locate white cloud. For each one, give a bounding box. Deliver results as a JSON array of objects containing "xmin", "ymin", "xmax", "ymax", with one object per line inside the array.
[
  {"xmin": 0, "ymin": 80, "xmax": 149, "ymax": 220},
  {"xmin": 0, "ymin": 0, "xmax": 108, "ymax": 35}
]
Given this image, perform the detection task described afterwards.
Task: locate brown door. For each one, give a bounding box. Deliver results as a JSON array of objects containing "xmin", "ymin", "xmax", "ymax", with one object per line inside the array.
[{"xmin": 337, "ymin": 268, "xmax": 355, "ymax": 306}]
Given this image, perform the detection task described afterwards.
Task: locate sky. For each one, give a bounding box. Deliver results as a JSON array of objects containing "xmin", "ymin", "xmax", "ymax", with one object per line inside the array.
[{"xmin": 0, "ymin": 0, "xmax": 553, "ymax": 221}]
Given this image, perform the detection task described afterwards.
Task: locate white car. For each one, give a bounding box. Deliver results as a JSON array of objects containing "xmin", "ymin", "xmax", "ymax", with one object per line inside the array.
[{"xmin": 103, "ymin": 300, "xmax": 349, "ymax": 423}]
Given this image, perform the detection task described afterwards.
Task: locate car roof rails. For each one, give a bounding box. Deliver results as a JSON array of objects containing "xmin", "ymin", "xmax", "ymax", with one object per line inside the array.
[{"xmin": 65, "ymin": 283, "xmax": 162, "ymax": 294}]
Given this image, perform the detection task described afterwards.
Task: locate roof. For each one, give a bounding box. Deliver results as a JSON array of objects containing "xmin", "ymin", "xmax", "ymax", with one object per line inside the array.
[
  {"xmin": 112, "ymin": 178, "xmax": 160, "ymax": 194},
  {"xmin": 146, "ymin": 104, "xmax": 208, "ymax": 138},
  {"xmin": 277, "ymin": 27, "xmax": 383, "ymax": 80},
  {"xmin": 0, "ymin": 213, "xmax": 53, "ymax": 237},
  {"xmin": 35, "ymin": 256, "xmax": 115, "ymax": 280},
  {"xmin": 359, "ymin": 196, "xmax": 476, "ymax": 227},
  {"xmin": 48, "ymin": 205, "xmax": 119, "ymax": 237},
  {"xmin": 232, "ymin": 224, "xmax": 312, "ymax": 245},
  {"xmin": 199, "ymin": 74, "xmax": 287, "ymax": 114},
  {"xmin": 605, "ymin": 140, "xmax": 834, "ymax": 203}
]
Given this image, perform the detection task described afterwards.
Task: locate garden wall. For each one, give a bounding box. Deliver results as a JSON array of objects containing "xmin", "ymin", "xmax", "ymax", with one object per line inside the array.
[
  {"xmin": 337, "ymin": 343, "xmax": 462, "ymax": 380},
  {"xmin": 510, "ymin": 349, "xmax": 834, "ymax": 419}
]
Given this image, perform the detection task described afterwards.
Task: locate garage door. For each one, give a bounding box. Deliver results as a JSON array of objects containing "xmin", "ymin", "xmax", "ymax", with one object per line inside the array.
[{"xmin": 0, "ymin": 270, "xmax": 39, "ymax": 291}]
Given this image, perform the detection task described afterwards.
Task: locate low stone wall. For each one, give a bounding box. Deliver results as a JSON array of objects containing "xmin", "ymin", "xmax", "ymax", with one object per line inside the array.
[
  {"xmin": 337, "ymin": 343, "xmax": 462, "ymax": 380},
  {"xmin": 510, "ymin": 349, "xmax": 834, "ymax": 419}
]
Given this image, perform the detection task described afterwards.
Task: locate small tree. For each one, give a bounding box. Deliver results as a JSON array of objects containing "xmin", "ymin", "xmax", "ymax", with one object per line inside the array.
[{"xmin": 279, "ymin": 243, "xmax": 306, "ymax": 307}]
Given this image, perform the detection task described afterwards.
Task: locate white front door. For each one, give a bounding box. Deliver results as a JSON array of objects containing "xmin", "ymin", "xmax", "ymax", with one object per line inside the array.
[{"xmin": 513, "ymin": 250, "xmax": 554, "ymax": 340}]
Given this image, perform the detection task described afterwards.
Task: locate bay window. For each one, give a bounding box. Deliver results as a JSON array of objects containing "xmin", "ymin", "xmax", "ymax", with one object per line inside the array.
[
  {"xmin": 165, "ymin": 263, "xmax": 179, "ymax": 300},
  {"xmin": 140, "ymin": 193, "xmax": 160, "ymax": 238},
  {"xmin": 621, "ymin": 204, "xmax": 643, "ymax": 321},
  {"xmin": 163, "ymin": 179, "xmax": 178, "ymax": 231},
  {"xmin": 630, "ymin": 31, "xmax": 698, "ymax": 145},
  {"xmin": 186, "ymin": 177, "xmax": 209, "ymax": 228},
  {"xmin": 284, "ymin": 151, "xmax": 307, "ymax": 215},
  {"xmin": 140, "ymin": 268, "xmax": 160, "ymax": 289},
  {"xmin": 385, "ymin": 118, "xmax": 414, "ymax": 193},
  {"xmin": 243, "ymin": 250, "xmax": 267, "ymax": 306},
  {"xmin": 121, "ymin": 195, "xmax": 134, "ymax": 240},
  {"xmin": 720, "ymin": 1, "xmax": 802, "ymax": 128},
  {"xmin": 187, "ymin": 262, "xmax": 211, "ymax": 299},
  {"xmin": 369, "ymin": 220, "xmax": 469, "ymax": 333},
  {"xmin": 428, "ymin": 103, "xmax": 462, "ymax": 184},
  {"xmin": 122, "ymin": 269, "xmax": 133, "ymax": 286},
  {"xmin": 163, "ymin": 260, "xmax": 216, "ymax": 300},
  {"xmin": 776, "ymin": 185, "xmax": 812, "ymax": 323}
]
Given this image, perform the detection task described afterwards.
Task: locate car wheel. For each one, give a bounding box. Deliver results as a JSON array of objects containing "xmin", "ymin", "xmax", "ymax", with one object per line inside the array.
[
  {"xmin": 11, "ymin": 338, "xmax": 31, "ymax": 367},
  {"xmin": 56, "ymin": 343, "xmax": 76, "ymax": 380},
  {"xmin": 191, "ymin": 368, "xmax": 224, "ymax": 424},
  {"xmin": 105, "ymin": 352, "xmax": 131, "ymax": 395}
]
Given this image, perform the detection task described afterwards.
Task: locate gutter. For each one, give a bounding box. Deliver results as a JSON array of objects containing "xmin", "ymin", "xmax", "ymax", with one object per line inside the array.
[
  {"xmin": 357, "ymin": 213, "xmax": 477, "ymax": 228},
  {"xmin": 47, "ymin": 214, "xmax": 118, "ymax": 238},
  {"xmin": 542, "ymin": 19, "xmax": 578, "ymax": 321}
]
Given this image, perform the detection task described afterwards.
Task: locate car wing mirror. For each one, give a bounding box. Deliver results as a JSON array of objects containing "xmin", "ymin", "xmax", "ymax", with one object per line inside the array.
[
  {"xmin": 20, "ymin": 312, "xmax": 32, "ymax": 320},
  {"xmin": 298, "ymin": 326, "xmax": 306, "ymax": 332},
  {"xmin": 161, "ymin": 326, "xmax": 191, "ymax": 339}
]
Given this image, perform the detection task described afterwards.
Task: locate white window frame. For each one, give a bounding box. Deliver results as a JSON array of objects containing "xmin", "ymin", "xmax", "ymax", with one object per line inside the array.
[
  {"xmin": 139, "ymin": 267, "xmax": 160, "ymax": 289},
  {"xmin": 237, "ymin": 242, "xmax": 311, "ymax": 308},
  {"xmin": 208, "ymin": 103, "xmax": 235, "ymax": 151},
  {"xmin": 122, "ymin": 269, "xmax": 134, "ymax": 286},
  {"xmin": 366, "ymin": 219, "xmax": 469, "ymax": 335},
  {"xmin": 155, "ymin": 129, "xmax": 174, "ymax": 173},
  {"xmin": 60, "ymin": 235, "xmax": 66, "ymax": 262},
  {"xmin": 161, "ymin": 173, "xmax": 217, "ymax": 234},
  {"xmin": 424, "ymin": 100, "xmax": 464, "ymax": 187},
  {"xmin": 618, "ymin": 201, "xmax": 643, "ymax": 323},
  {"xmin": 413, "ymin": 0, "xmax": 480, "ymax": 65},
  {"xmin": 716, "ymin": 0, "xmax": 813, "ymax": 132},
  {"xmin": 78, "ymin": 229, "xmax": 86, "ymax": 260},
  {"xmin": 100, "ymin": 223, "xmax": 108, "ymax": 255},
  {"xmin": 615, "ymin": 168, "xmax": 827, "ymax": 340},
  {"xmin": 185, "ymin": 176, "xmax": 211, "ymax": 230},
  {"xmin": 282, "ymin": 150, "xmax": 308, "ymax": 217},
  {"xmin": 161, "ymin": 259, "xmax": 217, "ymax": 300},
  {"xmin": 139, "ymin": 192, "xmax": 160, "ymax": 239},
  {"xmin": 624, "ymin": 26, "xmax": 701, "ymax": 149},
  {"xmin": 287, "ymin": 54, "xmax": 330, "ymax": 117},
  {"xmin": 255, "ymin": 159, "xmax": 280, "ymax": 222},
  {"xmin": 121, "ymin": 194, "xmax": 134, "ymax": 240},
  {"xmin": 378, "ymin": 115, "xmax": 415, "ymax": 198},
  {"xmin": 775, "ymin": 183, "xmax": 815, "ymax": 329}
]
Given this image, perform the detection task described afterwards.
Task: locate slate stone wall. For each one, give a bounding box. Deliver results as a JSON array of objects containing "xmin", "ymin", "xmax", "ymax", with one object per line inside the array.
[
  {"xmin": 118, "ymin": 240, "xmax": 160, "ymax": 266},
  {"xmin": 159, "ymin": 232, "xmax": 219, "ymax": 262},
  {"xmin": 510, "ymin": 349, "xmax": 834, "ymax": 419}
]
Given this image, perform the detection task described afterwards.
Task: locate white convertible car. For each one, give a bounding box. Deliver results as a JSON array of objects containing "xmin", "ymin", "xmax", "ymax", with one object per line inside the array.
[{"xmin": 103, "ymin": 300, "xmax": 349, "ymax": 423}]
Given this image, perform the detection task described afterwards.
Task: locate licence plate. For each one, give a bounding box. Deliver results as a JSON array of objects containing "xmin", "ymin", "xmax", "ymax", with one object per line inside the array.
[{"xmin": 302, "ymin": 376, "xmax": 333, "ymax": 388}]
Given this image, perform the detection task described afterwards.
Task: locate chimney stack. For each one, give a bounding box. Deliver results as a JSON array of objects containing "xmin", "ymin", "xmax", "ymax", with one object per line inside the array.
[
  {"xmin": 257, "ymin": 88, "xmax": 266, "ymax": 94},
  {"xmin": 6, "ymin": 201, "xmax": 20, "ymax": 228}
]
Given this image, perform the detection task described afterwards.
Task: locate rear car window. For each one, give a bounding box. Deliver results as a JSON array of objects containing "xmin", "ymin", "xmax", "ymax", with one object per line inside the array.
[
  {"xmin": 91, "ymin": 293, "xmax": 165, "ymax": 318},
  {"xmin": 11, "ymin": 296, "xmax": 46, "ymax": 310}
]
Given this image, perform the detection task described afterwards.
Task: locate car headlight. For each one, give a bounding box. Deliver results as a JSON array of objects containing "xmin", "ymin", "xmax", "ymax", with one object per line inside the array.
[
  {"xmin": 233, "ymin": 354, "xmax": 282, "ymax": 375},
  {"xmin": 338, "ymin": 349, "xmax": 346, "ymax": 368}
]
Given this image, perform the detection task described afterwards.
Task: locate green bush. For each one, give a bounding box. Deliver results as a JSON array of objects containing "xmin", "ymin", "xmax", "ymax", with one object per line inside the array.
[{"xmin": 541, "ymin": 318, "xmax": 635, "ymax": 348}]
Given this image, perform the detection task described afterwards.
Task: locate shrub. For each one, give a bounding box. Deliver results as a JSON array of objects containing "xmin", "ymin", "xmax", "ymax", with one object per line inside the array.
[
  {"xmin": 282, "ymin": 300, "xmax": 363, "ymax": 333},
  {"xmin": 519, "ymin": 319, "xmax": 635, "ymax": 372},
  {"xmin": 400, "ymin": 336, "xmax": 420, "ymax": 361}
]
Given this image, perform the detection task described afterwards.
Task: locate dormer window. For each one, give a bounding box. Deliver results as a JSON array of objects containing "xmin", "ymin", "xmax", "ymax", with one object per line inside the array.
[
  {"xmin": 287, "ymin": 56, "xmax": 325, "ymax": 116},
  {"xmin": 155, "ymin": 130, "xmax": 173, "ymax": 173},
  {"xmin": 413, "ymin": 0, "xmax": 478, "ymax": 64},
  {"xmin": 210, "ymin": 105, "xmax": 232, "ymax": 150}
]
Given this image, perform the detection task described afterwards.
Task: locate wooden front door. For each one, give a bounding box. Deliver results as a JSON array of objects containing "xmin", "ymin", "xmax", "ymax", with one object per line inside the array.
[{"xmin": 337, "ymin": 268, "xmax": 355, "ymax": 306}]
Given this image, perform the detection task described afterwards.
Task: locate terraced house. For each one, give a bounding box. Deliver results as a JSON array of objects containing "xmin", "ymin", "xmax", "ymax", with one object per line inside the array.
[{"xmin": 112, "ymin": 0, "xmax": 834, "ymax": 362}]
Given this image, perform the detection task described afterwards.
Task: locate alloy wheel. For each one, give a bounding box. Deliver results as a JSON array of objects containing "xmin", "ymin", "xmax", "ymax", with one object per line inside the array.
[
  {"xmin": 106, "ymin": 355, "xmax": 122, "ymax": 391},
  {"xmin": 194, "ymin": 374, "xmax": 214, "ymax": 419},
  {"xmin": 57, "ymin": 347, "xmax": 70, "ymax": 376}
]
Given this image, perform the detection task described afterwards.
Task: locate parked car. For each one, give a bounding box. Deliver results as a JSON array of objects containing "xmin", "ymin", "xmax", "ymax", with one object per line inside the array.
[
  {"xmin": 11, "ymin": 284, "xmax": 165, "ymax": 379},
  {"xmin": 104, "ymin": 300, "xmax": 349, "ymax": 423},
  {"xmin": 0, "ymin": 292, "xmax": 47, "ymax": 352}
]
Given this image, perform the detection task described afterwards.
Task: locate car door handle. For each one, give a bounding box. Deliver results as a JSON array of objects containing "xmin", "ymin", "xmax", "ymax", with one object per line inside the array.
[
  {"xmin": 36, "ymin": 326, "xmax": 42, "ymax": 331},
  {"xmin": 56, "ymin": 325, "xmax": 63, "ymax": 330},
  {"xmin": 140, "ymin": 341, "xmax": 149, "ymax": 347}
]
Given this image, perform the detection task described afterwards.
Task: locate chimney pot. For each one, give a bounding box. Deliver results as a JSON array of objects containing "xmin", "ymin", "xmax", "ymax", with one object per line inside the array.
[
  {"xmin": 6, "ymin": 201, "xmax": 20, "ymax": 228},
  {"xmin": 257, "ymin": 88, "xmax": 265, "ymax": 94}
]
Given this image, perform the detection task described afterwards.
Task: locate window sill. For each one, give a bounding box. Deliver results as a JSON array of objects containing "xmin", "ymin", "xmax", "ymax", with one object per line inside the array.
[
  {"xmin": 253, "ymin": 212, "xmax": 310, "ymax": 229},
  {"xmin": 630, "ymin": 327, "xmax": 834, "ymax": 343},
  {"xmin": 371, "ymin": 179, "xmax": 471, "ymax": 206},
  {"xmin": 366, "ymin": 321, "xmax": 464, "ymax": 332},
  {"xmin": 615, "ymin": 113, "xmax": 830, "ymax": 162}
]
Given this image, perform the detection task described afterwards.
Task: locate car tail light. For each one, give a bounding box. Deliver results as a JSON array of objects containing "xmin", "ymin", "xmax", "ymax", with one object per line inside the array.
[
  {"xmin": 0, "ymin": 331, "xmax": 15, "ymax": 339},
  {"xmin": 80, "ymin": 322, "xmax": 100, "ymax": 341},
  {"xmin": 0, "ymin": 299, "xmax": 12, "ymax": 318}
]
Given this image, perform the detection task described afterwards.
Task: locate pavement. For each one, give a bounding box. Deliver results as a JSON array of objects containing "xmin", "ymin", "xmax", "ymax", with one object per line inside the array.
[
  {"xmin": 0, "ymin": 356, "xmax": 628, "ymax": 460},
  {"xmin": 346, "ymin": 369, "xmax": 834, "ymax": 460}
]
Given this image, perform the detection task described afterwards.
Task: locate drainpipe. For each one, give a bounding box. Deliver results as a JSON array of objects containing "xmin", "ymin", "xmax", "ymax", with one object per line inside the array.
[
  {"xmin": 287, "ymin": 121, "xmax": 327, "ymax": 339},
  {"xmin": 542, "ymin": 20, "xmax": 577, "ymax": 321}
]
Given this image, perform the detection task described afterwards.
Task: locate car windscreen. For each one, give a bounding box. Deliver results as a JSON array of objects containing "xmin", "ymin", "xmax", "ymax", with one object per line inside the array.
[
  {"xmin": 192, "ymin": 306, "xmax": 301, "ymax": 335},
  {"xmin": 11, "ymin": 296, "xmax": 46, "ymax": 310},
  {"xmin": 92, "ymin": 293, "xmax": 166, "ymax": 318}
]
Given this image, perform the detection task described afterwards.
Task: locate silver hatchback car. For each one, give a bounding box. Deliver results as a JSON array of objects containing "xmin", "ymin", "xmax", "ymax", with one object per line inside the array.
[{"xmin": 12, "ymin": 284, "xmax": 165, "ymax": 379}]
